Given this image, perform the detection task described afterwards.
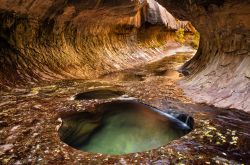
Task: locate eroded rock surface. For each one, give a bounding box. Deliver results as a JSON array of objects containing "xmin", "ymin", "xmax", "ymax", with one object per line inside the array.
[
  {"xmin": 156, "ymin": 0, "xmax": 250, "ymax": 111},
  {"xmin": 0, "ymin": 46, "xmax": 250, "ymax": 164},
  {"xmin": 0, "ymin": 0, "xmax": 250, "ymax": 164},
  {"xmin": 0, "ymin": 0, "xmax": 190, "ymax": 87}
]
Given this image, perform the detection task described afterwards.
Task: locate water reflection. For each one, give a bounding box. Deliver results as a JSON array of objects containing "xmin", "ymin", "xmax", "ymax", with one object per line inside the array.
[{"xmin": 59, "ymin": 101, "xmax": 192, "ymax": 155}]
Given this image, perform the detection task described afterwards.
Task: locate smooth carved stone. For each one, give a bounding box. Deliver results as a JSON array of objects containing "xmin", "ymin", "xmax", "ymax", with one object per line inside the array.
[
  {"xmin": 0, "ymin": 0, "xmax": 190, "ymax": 86},
  {"xmin": 156, "ymin": 0, "xmax": 250, "ymax": 111}
]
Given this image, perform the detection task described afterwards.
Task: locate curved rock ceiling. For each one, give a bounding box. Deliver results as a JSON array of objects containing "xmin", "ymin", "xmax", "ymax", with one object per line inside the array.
[
  {"xmin": 156, "ymin": 0, "xmax": 250, "ymax": 111},
  {"xmin": 0, "ymin": 0, "xmax": 249, "ymax": 111},
  {"xmin": 0, "ymin": 0, "xmax": 189, "ymax": 84}
]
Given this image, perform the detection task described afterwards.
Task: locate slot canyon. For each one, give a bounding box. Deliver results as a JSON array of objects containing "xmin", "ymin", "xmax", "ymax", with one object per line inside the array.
[{"xmin": 0, "ymin": 0, "xmax": 249, "ymax": 164}]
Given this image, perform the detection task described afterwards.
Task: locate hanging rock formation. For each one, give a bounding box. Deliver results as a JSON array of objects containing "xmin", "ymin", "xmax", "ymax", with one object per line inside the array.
[
  {"xmin": 156, "ymin": 0, "xmax": 250, "ymax": 111},
  {"xmin": 0, "ymin": 0, "xmax": 189, "ymax": 86}
]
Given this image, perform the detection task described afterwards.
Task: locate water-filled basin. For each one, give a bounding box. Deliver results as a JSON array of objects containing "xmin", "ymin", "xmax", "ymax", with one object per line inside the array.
[
  {"xmin": 74, "ymin": 89, "xmax": 124, "ymax": 100},
  {"xmin": 59, "ymin": 101, "xmax": 192, "ymax": 155}
]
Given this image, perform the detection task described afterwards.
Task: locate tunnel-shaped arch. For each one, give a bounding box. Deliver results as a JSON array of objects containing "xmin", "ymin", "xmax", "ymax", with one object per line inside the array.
[
  {"xmin": 156, "ymin": 0, "xmax": 250, "ymax": 111},
  {"xmin": 0, "ymin": 0, "xmax": 249, "ymax": 111}
]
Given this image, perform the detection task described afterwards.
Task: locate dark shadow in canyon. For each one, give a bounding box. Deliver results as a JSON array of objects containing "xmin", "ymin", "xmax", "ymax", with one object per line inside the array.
[{"xmin": 74, "ymin": 89, "xmax": 125, "ymax": 100}]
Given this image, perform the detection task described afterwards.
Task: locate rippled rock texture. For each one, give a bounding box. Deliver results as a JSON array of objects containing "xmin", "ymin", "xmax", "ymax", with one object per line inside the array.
[
  {"xmin": 1, "ymin": 52, "xmax": 250, "ymax": 164},
  {"xmin": 156, "ymin": 0, "xmax": 250, "ymax": 111},
  {"xmin": 0, "ymin": 0, "xmax": 191, "ymax": 87}
]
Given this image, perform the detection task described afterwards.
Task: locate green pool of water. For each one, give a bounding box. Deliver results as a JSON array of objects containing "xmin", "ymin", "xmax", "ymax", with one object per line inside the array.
[
  {"xmin": 59, "ymin": 101, "xmax": 191, "ymax": 155},
  {"xmin": 74, "ymin": 89, "xmax": 124, "ymax": 100}
]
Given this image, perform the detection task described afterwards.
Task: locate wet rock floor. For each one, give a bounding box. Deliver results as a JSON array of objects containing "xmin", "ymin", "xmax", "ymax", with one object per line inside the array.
[{"xmin": 0, "ymin": 52, "xmax": 250, "ymax": 164}]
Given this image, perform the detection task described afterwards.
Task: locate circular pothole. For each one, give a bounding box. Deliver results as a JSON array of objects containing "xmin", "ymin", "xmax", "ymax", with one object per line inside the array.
[
  {"xmin": 58, "ymin": 101, "xmax": 192, "ymax": 155},
  {"xmin": 74, "ymin": 89, "xmax": 125, "ymax": 100}
]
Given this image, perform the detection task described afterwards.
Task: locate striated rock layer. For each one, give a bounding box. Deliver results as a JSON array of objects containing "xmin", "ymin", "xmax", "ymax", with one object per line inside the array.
[
  {"xmin": 0, "ymin": 0, "xmax": 190, "ymax": 87},
  {"xmin": 156, "ymin": 0, "xmax": 250, "ymax": 111}
]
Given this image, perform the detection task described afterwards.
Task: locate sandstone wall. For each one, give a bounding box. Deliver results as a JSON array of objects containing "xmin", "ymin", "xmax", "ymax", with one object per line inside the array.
[
  {"xmin": 0, "ymin": 0, "xmax": 189, "ymax": 86},
  {"xmin": 156, "ymin": 0, "xmax": 250, "ymax": 111}
]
